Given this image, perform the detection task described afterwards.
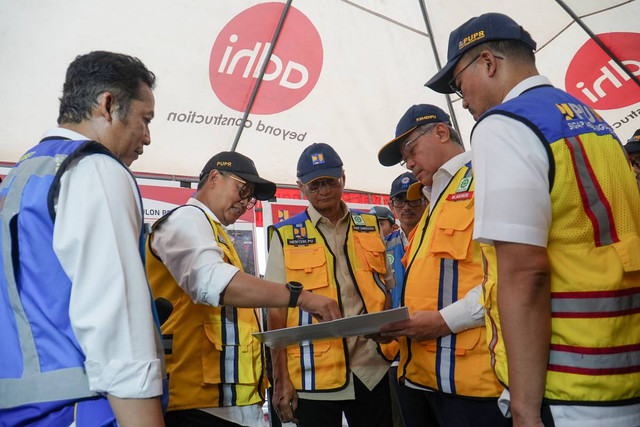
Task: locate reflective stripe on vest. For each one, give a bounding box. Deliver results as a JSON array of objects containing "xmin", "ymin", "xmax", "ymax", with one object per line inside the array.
[
  {"xmin": 400, "ymin": 164, "xmax": 502, "ymax": 398},
  {"xmin": 436, "ymin": 258, "xmax": 459, "ymax": 394},
  {"xmin": 477, "ymin": 84, "xmax": 640, "ymax": 404},
  {"xmin": 147, "ymin": 205, "xmax": 265, "ymax": 410},
  {"xmin": 272, "ymin": 210, "xmax": 388, "ymax": 391},
  {"xmin": 0, "ymin": 140, "xmax": 98, "ymax": 408},
  {"xmin": 564, "ymin": 135, "xmax": 619, "ymax": 246}
]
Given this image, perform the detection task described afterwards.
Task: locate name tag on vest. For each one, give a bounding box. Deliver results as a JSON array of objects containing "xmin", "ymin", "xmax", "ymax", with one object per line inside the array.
[{"xmin": 447, "ymin": 191, "xmax": 473, "ymax": 201}]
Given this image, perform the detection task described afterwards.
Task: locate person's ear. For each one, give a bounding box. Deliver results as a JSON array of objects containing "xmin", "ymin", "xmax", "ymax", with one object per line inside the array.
[
  {"xmin": 434, "ymin": 123, "xmax": 450, "ymax": 143},
  {"xmin": 96, "ymin": 92, "xmax": 115, "ymax": 123}
]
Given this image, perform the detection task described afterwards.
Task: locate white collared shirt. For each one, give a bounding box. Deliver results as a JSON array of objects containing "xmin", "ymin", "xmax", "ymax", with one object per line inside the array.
[{"xmin": 49, "ymin": 127, "xmax": 164, "ymax": 398}]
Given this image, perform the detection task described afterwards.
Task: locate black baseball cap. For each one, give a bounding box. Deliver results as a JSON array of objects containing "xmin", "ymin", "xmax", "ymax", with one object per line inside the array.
[
  {"xmin": 200, "ymin": 151, "xmax": 276, "ymax": 200},
  {"xmin": 390, "ymin": 172, "xmax": 419, "ymax": 198},
  {"xmin": 297, "ymin": 143, "xmax": 344, "ymax": 184},
  {"xmin": 378, "ymin": 104, "xmax": 452, "ymax": 166},
  {"xmin": 369, "ymin": 206, "xmax": 395, "ymax": 223},
  {"xmin": 625, "ymin": 129, "xmax": 640, "ymax": 154},
  {"xmin": 425, "ymin": 13, "xmax": 537, "ymax": 94}
]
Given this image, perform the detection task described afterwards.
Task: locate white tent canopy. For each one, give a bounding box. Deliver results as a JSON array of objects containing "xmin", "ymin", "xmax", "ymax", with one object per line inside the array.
[{"xmin": 1, "ymin": 0, "xmax": 638, "ymax": 194}]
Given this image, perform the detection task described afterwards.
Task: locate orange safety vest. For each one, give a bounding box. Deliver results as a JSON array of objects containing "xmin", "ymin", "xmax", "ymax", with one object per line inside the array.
[
  {"xmin": 400, "ymin": 163, "xmax": 503, "ymax": 398},
  {"xmin": 147, "ymin": 205, "xmax": 266, "ymax": 411},
  {"xmin": 269, "ymin": 209, "xmax": 394, "ymax": 391}
]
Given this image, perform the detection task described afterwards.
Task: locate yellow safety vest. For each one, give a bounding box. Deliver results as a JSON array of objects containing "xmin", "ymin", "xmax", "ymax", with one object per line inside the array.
[
  {"xmin": 480, "ymin": 86, "xmax": 640, "ymax": 404},
  {"xmin": 146, "ymin": 205, "xmax": 266, "ymax": 411},
  {"xmin": 269, "ymin": 210, "xmax": 393, "ymax": 391},
  {"xmin": 400, "ymin": 163, "xmax": 503, "ymax": 398}
]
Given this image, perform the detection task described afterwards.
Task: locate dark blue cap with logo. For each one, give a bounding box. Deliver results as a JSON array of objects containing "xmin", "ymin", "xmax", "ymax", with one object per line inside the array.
[
  {"xmin": 426, "ymin": 12, "xmax": 537, "ymax": 94},
  {"xmin": 378, "ymin": 104, "xmax": 451, "ymax": 166},
  {"xmin": 625, "ymin": 128, "xmax": 640, "ymax": 154},
  {"xmin": 390, "ymin": 172, "xmax": 419, "ymax": 198},
  {"xmin": 297, "ymin": 143, "xmax": 344, "ymax": 184}
]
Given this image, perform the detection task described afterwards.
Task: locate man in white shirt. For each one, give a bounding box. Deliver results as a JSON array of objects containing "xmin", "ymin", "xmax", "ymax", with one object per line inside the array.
[
  {"xmin": 378, "ymin": 104, "xmax": 505, "ymax": 427},
  {"xmin": 0, "ymin": 51, "xmax": 165, "ymax": 425},
  {"xmin": 147, "ymin": 151, "xmax": 340, "ymax": 426},
  {"xmin": 426, "ymin": 12, "xmax": 640, "ymax": 427}
]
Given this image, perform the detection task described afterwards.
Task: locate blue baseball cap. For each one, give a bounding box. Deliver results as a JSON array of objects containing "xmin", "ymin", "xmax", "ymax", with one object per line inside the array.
[
  {"xmin": 425, "ymin": 13, "xmax": 537, "ymax": 94},
  {"xmin": 625, "ymin": 129, "xmax": 640, "ymax": 154},
  {"xmin": 378, "ymin": 104, "xmax": 451, "ymax": 166},
  {"xmin": 297, "ymin": 143, "xmax": 344, "ymax": 184},
  {"xmin": 369, "ymin": 206, "xmax": 395, "ymax": 223},
  {"xmin": 390, "ymin": 172, "xmax": 419, "ymax": 198}
]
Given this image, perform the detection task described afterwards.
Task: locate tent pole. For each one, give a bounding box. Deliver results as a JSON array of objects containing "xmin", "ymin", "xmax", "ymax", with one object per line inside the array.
[
  {"xmin": 418, "ymin": 0, "xmax": 461, "ymax": 134},
  {"xmin": 555, "ymin": 0, "xmax": 640, "ymax": 87},
  {"xmin": 230, "ymin": 0, "xmax": 293, "ymax": 152}
]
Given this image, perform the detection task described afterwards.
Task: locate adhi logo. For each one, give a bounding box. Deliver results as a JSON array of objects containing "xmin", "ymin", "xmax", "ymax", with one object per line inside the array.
[
  {"xmin": 565, "ymin": 32, "xmax": 640, "ymax": 110},
  {"xmin": 209, "ymin": 3, "xmax": 323, "ymax": 115}
]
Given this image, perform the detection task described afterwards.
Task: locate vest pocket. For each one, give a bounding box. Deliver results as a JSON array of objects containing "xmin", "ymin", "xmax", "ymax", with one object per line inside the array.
[
  {"xmin": 425, "ymin": 328, "xmax": 482, "ymax": 356},
  {"xmin": 613, "ymin": 234, "xmax": 640, "ymax": 272},
  {"xmin": 428, "ymin": 198, "xmax": 474, "ymax": 260},
  {"xmin": 284, "ymin": 246, "xmax": 329, "ymax": 290},
  {"xmin": 202, "ymin": 321, "xmax": 258, "ymax": 384},
  {"xmin": 287, "ymin": 339, "xmax": 332, "ymax": 357},
  {"xmin": 354, "ymin": 232, "xmax": 387, "ymax": 273}
]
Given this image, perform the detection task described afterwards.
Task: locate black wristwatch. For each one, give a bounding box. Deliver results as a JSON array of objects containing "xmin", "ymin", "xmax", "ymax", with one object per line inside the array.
[{"xmin": 286, "ymin": 281, "xmax": 304, "ymax": 307}]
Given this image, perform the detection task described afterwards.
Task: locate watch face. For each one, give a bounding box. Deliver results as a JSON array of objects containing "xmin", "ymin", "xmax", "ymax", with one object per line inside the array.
[{"xmin": 288, "ymin": 281, "xmax": 303, "ymax": 291}]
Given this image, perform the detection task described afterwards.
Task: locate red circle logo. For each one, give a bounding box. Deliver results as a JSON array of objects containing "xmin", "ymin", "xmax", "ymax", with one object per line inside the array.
[
  {"xmin": 209, "ymin": 3, "xmax": 323, "ymax": 115},
  {"xmin": 565, "ymin": 32, "xmax": 640, "ymax": 110}
]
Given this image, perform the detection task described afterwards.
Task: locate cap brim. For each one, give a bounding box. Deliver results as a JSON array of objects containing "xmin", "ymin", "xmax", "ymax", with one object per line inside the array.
[
  {"xmin": 234, "ymin": 172, "xmax": 277, "ymax": 200},
  {"xmin": 425, "ymin": 59, "xmax": 458, "ymax": 94},
  {"xmin": 407, "ymin": 181, "xmax": 424, "ymax": 201},
  {"xmin": 390, "ymin": 189, "xmax": 408, "ymax": 198},
  {"xmin": 298, "ymin": 166, "xmax": 343, "ymax": 185},
  {"xmin": 378, "ymin": 126, "xmax": 417, "ymax": 166}
]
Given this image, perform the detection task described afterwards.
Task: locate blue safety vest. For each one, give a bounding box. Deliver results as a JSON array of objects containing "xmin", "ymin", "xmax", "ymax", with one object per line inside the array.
[{"xmin": 0, "ymin": 137, "xmax": 165, "ymax": 425}]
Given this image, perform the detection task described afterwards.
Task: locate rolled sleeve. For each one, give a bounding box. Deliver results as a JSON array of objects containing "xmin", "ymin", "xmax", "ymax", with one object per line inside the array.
[
  {"xmin": 439, "ymin": 284, "xmax": 485, "ymax": 334},
  {"xmin": 151, "ymin": 203, "xmax": 240, "ymax": 307},
  {"xmin": 56, "ymin": 155, "xmax": 163, "ymax": 398}
]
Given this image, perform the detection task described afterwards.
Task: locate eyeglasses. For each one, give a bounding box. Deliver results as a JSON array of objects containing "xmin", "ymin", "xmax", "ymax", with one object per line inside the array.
[
  {"xmin": 390, "ymin": 198, "xmax": 424, "ymax": 208},
  {"xmin": 448, "ymin": 54, "xmax": 503, "ymax": 99},
  {"xmin": 400, "ymin": 125, "xmax": 435, "ymax": 167},
  {"xmin": 305, "ymin": 177, "xmax": 342, "ymax": 193},
  {"xmin": 220, "ymin": 171, "xmax": 257, "ymax": 209}
]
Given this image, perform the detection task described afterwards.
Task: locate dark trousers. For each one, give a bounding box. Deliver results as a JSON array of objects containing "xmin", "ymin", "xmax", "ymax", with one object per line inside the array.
[
  {"xmin": 295, "ymin": 373, "xmax": 392, "ymax": 427},
  {"xmin": 165, "ymin": 409, "xmax": 243, "ymax": 427},
  {"xmin": 389, "ymin": 366, "xmax": 439, "ymax": 427},
  {"xmin": 423, "ymin": 391, "xmax": 510, "ymax": 427}
]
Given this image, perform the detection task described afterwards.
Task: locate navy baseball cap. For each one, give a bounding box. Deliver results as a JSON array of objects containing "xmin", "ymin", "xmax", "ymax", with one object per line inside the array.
[
  {"xmin": 625, "ymin": 129, "xmax": 640, "ymax": 154},
  {"xmin": 297, "ymin": 143, "xmax": 344, "ymax": 184},
  {"xmin": 425, "ymin": 13, "xmax": 537, "ymax": 94},
  {"xmin": 378, "ymin": 104, "xmax": 452, "ymax": 166},
  {"xmin": 390, "ymin": 172, "xmax": 419, "ymax": 198},
  {"xmin": 200, "ymin": 151, "xmax": 276, "ymax": 200},
  {"xmin": 369, "ymin": 206, "xmax": 395, "ymax": 223}
]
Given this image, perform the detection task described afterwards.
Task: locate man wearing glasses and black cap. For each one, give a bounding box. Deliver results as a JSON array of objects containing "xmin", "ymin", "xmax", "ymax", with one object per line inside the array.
[
  {"xmin": 265, "ymin": 143, "xmax": 396, "ymax": 427},
  {"xmin": 377, "ymin": 104, "xmax": 506, "ymax": 427},
  {"xmin": 426, "ymin": 12, "xmax": 640, "ymax": 427},
  {"xmin": 146, "ymin": 151, "xmax": 340, "ymax": 426}
]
